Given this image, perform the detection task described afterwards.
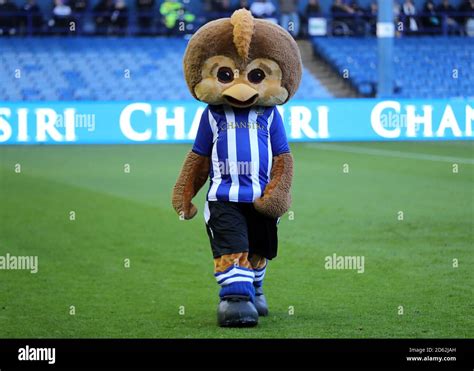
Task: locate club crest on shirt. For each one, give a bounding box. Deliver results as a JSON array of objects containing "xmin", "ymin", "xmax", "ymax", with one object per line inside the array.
[{"xmin": 255, "ymin": 106, "xmax": 265, "ymax": 115}]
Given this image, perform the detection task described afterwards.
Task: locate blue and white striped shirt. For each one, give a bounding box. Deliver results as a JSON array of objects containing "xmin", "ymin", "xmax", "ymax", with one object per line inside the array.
[{"xmin": 192, "ymin": 105, "xmax": 290, "ymax": 203}]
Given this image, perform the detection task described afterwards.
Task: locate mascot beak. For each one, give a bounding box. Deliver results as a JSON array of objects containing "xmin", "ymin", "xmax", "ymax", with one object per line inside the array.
[{"xmin": 222, "ymin": 84, "xmax": 259, "ymax": 107}]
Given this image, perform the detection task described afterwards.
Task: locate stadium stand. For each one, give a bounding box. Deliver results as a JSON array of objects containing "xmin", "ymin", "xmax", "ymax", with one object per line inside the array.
[
  {"xmin": 312, "ymin": 36, "xmax": 474, "ymax": 98},
  {"xmin": 1, "ymin": 0, "xmax": 469, "ymax": 17},
  {"xmin": 1, "ymin": 0, "xmax": 472, "ymax": 36},
  {"xmin": 0, "ymin": 37, "xmax": 331, "ymax": 101},
  {"xmin": 0, "ymin": 0, "xmax": 472, "ymax": 100}
]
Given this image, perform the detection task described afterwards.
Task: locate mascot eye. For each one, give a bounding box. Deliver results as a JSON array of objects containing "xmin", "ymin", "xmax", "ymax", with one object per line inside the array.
[
  {"xmin": 248, "ymin": 68, "xmax": 266, "ymax": 84},
  {"xmin": 217, "ymin": 67, "xmax": 234, "ymax": 83}
]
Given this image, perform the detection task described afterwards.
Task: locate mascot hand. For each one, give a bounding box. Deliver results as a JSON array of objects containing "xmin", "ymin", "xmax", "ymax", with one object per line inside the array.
[
  {"xmin": 172, "ymin": 151, "xmax": 210, "ymax": 220},
  {"xmin": 254, "ymin": 153, "xmax": 293, "ymax": 219},
  {"xmin": 173, "ymin": 199, "xmax": 198, "ymax": 220}
]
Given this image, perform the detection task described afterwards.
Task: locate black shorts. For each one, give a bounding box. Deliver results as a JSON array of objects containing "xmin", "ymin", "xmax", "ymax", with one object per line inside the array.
[{"xmin": 205, "ymin": 201, "xmax": 279, "ymax": 260}]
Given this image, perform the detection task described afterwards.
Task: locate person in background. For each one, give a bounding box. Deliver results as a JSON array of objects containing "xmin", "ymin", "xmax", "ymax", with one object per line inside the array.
[
  {"xmin": 331, "ymin": 0, "xmax": 355, "ymax": 21},
  {"xmin": 365, "ymin": 1, "xmax": 377, "ymax": 35},
  {"xmin": 49, "ymin": 0, "xmax": 73, "ymax": 34},
  {"xmin": 458, "ymin": 0, "xmax": 474, "ymax": 25},
  {"xmin": 160, "ymin": 0, "xmax": 195, "ymax": 35},
  {"xmin": 393, "ymin": 0, "xmax": 402, "ymax": 34},
  {"xmin": 458, "ymin": 0, "xmax": 474, "ymax": 35},
  {"xmin": 437, "ymin": 0, "xmax": 458, "ymax": 34},
  {"xmin": 349, "ymin": 0, "xmax": 368, "ymax": 35},
  {"xmin": 69, "ymin": 0, "xmax": 87, "ymax": 33},
  {"xmin": 459, "ymin": 0, "xmax": 474, "ymax": 18},
  {"xmin": 205, "ymin": 0, "xmax": 231, "ymax": 21},
  {"xmin": 331, "ymin": 0, "xmax": 355, "ymax": 35},
  {"xmin": 0, "ymin": 0, "xmax": 19, "ymax": 35},
  {"xmin": 301, "ymin": 0, "xmax": 321, "ymax": 37},
  {"xmin": 213, "ymin": 0, "xmax": 233, "ymax": 15},
  {"xmin": 401, "ymin": 0, "xmax": 419, "ymax": 34},
  {"xmin": 437, "ymin": 0, "xmax": 456, "ymax": 14},
  {"xmin": 279, "ymin": 0, "xmax": 300, "ymax": 37},
  {"xmin": 459, "ymin": 0, "xmax": 474, "ymax": 16},
  {"xmin": 250, "ymin": 0, "xmax": 276, "ymax": 18},
  {"xmin": 306, "ymin": 0, "xmax": 321, "ymax": 15},
  {"xmin": 234, "ymin": 0, "xmax": 249, "ymax": 11},
  {"xmin": 20, "ymin": 0, "xmax": 43, "ymax": 34},
  {"xmin": 136, "ymin": 0, "xmax": 154, "ymax": 32},
  {"xmin": 350, "ymin": 0, "xmax": 364, "ymax": 14},
  {"xmin": 71, "ymin": 0, "xmax": 87, "ymax": 12},
  {"xmin": 160, "ymin": 0, "xmax": 183, "ymax": 31},
  {"xmin": 331, "ymin": 0, "xmax": 354, "ymax": 17},
  {"xmin": 93, "ymin": 0, "xmax": 113, "ymax": 34},
  {"xmin": 110, "ymin": 0, "xmax": 128, "ymax": 34},
  {"xmin": 422, "ymin": 0, "xmax": 440, "ymax": 34}
]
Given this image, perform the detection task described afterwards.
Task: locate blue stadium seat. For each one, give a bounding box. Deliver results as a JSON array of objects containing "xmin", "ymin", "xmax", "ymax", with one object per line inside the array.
[
  {"xmin": 0, "ymin": 36, "xmax": 331, "ymax": 101},
  {"xmin": 312, "ymin": 36, "xmax": 474, "ymax": 98}
]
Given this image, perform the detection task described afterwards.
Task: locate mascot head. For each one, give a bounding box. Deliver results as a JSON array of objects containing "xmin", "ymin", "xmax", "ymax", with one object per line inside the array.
[{"xmin": 183, "ymin": 9, "xmax": 303, "ymax": 108}]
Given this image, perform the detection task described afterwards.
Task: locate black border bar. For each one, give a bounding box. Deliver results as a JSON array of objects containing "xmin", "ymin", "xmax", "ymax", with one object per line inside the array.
[{"xmin": 0, "ymin": 339, "xmax": 472, "ymax": 370}]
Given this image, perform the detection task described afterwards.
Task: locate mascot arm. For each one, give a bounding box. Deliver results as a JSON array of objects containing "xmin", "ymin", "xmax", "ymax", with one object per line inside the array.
[
  {"xmin": 172, "ymin": 150, "xmax": 210, "ymax": 220},
  {"xmin": 254, "ymin": 152, "xmax": 293, "ymax": 218}
]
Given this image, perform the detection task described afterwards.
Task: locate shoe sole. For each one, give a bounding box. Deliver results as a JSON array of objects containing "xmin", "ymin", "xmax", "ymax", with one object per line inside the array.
[{"xmin": 219, "ymin": 317, "xmax": 259, "ymax": 327}]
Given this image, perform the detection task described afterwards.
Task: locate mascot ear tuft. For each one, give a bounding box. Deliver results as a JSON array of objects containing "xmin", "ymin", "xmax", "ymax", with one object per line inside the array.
[{"xmin": 230, "ymin": 9, "xmax": 255, "ymax": 61}]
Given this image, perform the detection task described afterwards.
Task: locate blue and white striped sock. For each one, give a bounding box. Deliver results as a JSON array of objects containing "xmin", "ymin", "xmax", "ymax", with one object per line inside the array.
[
  {"xmin": 215, "ymin": 265, "xmax": 255, "ymax": 300},
  {"xmin": 253, "ymin": 262, "xmax": 267, "ymax": 292}
]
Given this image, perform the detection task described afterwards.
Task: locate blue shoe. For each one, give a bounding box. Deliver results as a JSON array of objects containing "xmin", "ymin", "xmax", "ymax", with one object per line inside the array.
[
  {"xmin": 254, "ymin": 286, "xmax": 269, "ymax": 316},
  {"xmin": 217, "ymin": 295, "xmax": 259, "ymax": 327}
]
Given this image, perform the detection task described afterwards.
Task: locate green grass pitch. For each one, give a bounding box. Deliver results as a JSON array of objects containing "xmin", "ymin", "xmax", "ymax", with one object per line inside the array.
[{"xmin": 0, "ymin": 141, "xmax": 472, "ymax": 338}]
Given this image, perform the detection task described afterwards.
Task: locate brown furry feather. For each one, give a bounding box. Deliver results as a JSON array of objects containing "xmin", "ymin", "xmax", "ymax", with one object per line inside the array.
[{"xmin": 230, "ymin": 9, "xmax": 254, "ymax": 61}]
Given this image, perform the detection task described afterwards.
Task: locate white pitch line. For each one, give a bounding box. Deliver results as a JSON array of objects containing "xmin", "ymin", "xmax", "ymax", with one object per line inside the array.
[{"xmin": 304, "ymin": 143, "xmax": 474, "ymax": 165}]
